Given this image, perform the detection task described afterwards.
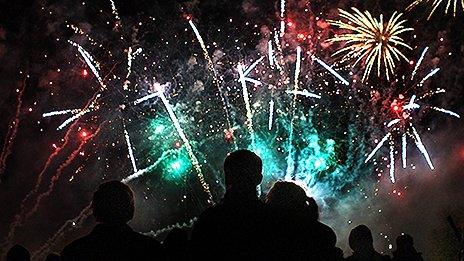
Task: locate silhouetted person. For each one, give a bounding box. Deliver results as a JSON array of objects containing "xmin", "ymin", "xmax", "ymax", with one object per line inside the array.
[
  {"xmin": 6, "ymin": 245, "xmax": 30, "ymax": 261},
  {"xmin": 266, "ymin": 181, "xmax": 343, "ymax": 260},
  {"xmin": 346, "ymin": 225, "xmax": 390, "ymax": 261},
  {"xmin": 392, "ymin": 234, "xmax": 424, "ymax": 261},
  {"xmin": 44, "ymin": 253, "xmax": 61, "ymax": 261},
  {"xmin": 61, "ymin": 181, "xmax": 164, "ymax": 261},
  {"xmin": 191, "ymin": 150, "xmax": 270, "ymax": 260},
  {"xmin": 163, "ymin": 228, "xmax": 189, "ymax": 261}
]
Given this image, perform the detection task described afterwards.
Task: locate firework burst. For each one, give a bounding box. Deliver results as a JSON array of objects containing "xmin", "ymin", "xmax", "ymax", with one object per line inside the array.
[
  {"xmin": 328, "ymin": 8, "xmax": 413, "ymax": 82},
  {"xmin": 407, "ymin": 0, "xmax": 464, "ymax": 19},
  {"xmin": 364, "ymin": 48, "xmax": 460, "ymax": 183}
]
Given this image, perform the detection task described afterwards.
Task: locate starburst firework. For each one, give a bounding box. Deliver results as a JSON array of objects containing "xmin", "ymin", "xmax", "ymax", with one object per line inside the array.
[
  {"xmin": 328, "ymin": 8, "xmax": 413, "ymax": 82},
  {"xmin": 407, "ymin": 0, "xmax": 464, "ymax": 19}
]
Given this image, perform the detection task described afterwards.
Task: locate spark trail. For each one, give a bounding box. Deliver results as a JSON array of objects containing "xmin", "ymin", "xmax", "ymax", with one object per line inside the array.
[
  {"xmin": 137, "ymin": 83, "xmax": 214, "ymax": 203},
  {"xmin": 69, "ymin": 41, "xmax": 106, "ymax": 90},
  {"xmin": 109, "ymin": 0, "xmax": 121, "ymax": 22},
  {"xmin": 280, "ymin": 0, "xmax": 286, "ymax": 36},
  {"xmin": 411, "ymin": 47, "xmax": 429, "ymax": 80},
  {"xmin": 313, "ymin": 57, "xmax": 350, "ymax": 86},
  {"xmin": 32, "ymin": 202, "xmax": 93, "ymax": 260},
  {"xmin": 121, "ymin": 150, "xmax": 175, "ymax": 183},
  {"xmin": 238, "ymin": 62, "xmax": 259, "ymax": 148},
  {"xmin": 268, "ymin": 99, "xmax": 274, "ymax": 131},
  {"xmin": 188, "ymin": 19, "xmax": 233, "ymax": 132},
  {"xmin": 2, "ymin": 121, "xmax": 77, "ymax": 251},
  {"xmin": 125, "ymin": 47, "xmax": 142, "ymax": 79},
  {"xmin": 402, "ymin": 133, "xmax": 407, "ymax": 168},
  {"xmin": 44, "ymin": 94, "xmax": 101, "ymax": 131},
  {"xmin": 285, "ymin": 46, "xmax": 302, "ymax": 180},
  {"xmin": 0, "ymin": 78, "xmax": 26, "ymax": 179},
  {"xmin": 157, "ymin": 88, "xmax": 213, "ymax": 203},
  {"xmin": 24, "ymin": 126, "xmax": 102, "ymax": 222},
  {"xmin": 123, "ymin": 123, "xmax": 138, "ymax": 173}
]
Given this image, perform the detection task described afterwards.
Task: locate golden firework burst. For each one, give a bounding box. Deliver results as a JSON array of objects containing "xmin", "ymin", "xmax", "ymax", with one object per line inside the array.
[
  {"xmin": 407, "ymin": 0, "xmax": 464, "ymax": 19},
  {"xmin": 328, "ymin": 8, "xmax": 413, "ymax": 82}
]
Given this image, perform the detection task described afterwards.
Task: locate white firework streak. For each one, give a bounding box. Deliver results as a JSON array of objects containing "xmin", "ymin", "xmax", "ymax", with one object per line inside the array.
[
  {"xmin": 238, "ymin": 56, "xmax": 264, "ymax": 86},
  {"xmin": 403, "ymin": 95, "xmax": 420, "ymax": 110},
  {"xmin": 313, "ymin": 57, "xmax": 350, "ymax": 86},
  {"xmin": 109, "ymin": 0, "xmax": 121, "ymax": 21},
  {"xmin": 285, "ymin": 46, "xmax": 301, "ymax": 180},
  {"xmin": 188, "ymin": 19, "xmax": 232, "ymax": 131},
  {"xmin": 56, "ymin": 109, "xmax": 91, "ymax": 130},
  {"xmin": 286, "ymin": 89, "xmax": 322, "ymax": 99},
  {"xmin": 402, "ymin": 133, "xmax": 407, "ymax": 169},
  {"xmin": 123, "ymin": 124, "xmax": 137, "ymax": 173},
  {"xmin": 419, "ymin": 68, "xmax": 440, "ymax": 86},
  {"xmin": 238, "ymin": 63, "xmax": 256, "ymax": 147},
  {"xmin": 236, "ymin": 57, "xmax": 265, "ymax": 142},
  {"xmin": 365, "ymin": 132, "xmax": 392, "ymax": 163},
  {"xmin": 268, "ymin": 40, "xmax": 274, "ymax": 67},
  {"xmin": 418, "ymin": 88, "xmax": 446, "ymax": 100},
  {"xmin": 43, "ymin": 109, "xmax": 81, "ymax": 117},
  {"xmin": 126, "ymin": 47, "xmax": 142, "ymax": 78},
  {"xmin": 430, "ymin": 106, "xmax": 461, "ymax": 118},
  {"xmin": 280, "ymin": 0, "xmax": 286, "ymax": 36},
  {"xmin": 389, "ymin": 142, "xmax": 396, "ymax": 183},
  {"xmin": 157, "ymin": 88, "xmax": 213, "ymax": 203},
  {"xmin": 268, "ymin": 99, "xmax": 274, "ymax": 131},
  {"xmin": 387, "ymin": 119, "xmax": 401, "ymax": 127},
  {"xmin": 274, "ymin": 31, "xmax": 283, "ymax": 53},
  {"xmin": 411, "ymin": 47, "xmax": 429, "ymax": 80},
  {"xmin": 46, "ymin": 94, "xmax": 101, "ymax": 131},
  {"xmin": 133, "ymin": 92, "xmax": 159, "ymax": 105},
  {"xmin": 69, "ymin": 41, "xmax": 106, "ymax": 90},
  {"xmin": 411, "ymin": 126, "xmax": 435, "ymax": 170},
  {"xmin": 268, "ymin": 40, "xmax": 282, "ymax": 70},
  {"xmin": 121, "ymin": 150, "xmax": 174, "ymax": 183}
]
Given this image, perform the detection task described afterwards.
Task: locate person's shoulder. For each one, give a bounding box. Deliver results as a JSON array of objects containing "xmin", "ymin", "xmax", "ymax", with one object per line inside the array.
[
  {"xmin": 344, "ymin": 255, "xmax": 356, "ymax": 261},
  {"xmin": 128, "ymin": 231, "xmax": 165, "ymax": 258},
  {"xmin": 61, "ymin": 234, "xmax": 93, "ymax": 257},
  {"xmin": 382, "ymin": 254, "xmax": 392, "ymax": 260},
  {"xmin": 378, "ymin": 253, "xmax": 392, "ymax": 261},
  {"xmin": 131, "ymin": 231, "xmax": 161, "ymax": 246},
  {"xmin": 198, "ymin": 204, "xmax": 225, "ymax": 220}
]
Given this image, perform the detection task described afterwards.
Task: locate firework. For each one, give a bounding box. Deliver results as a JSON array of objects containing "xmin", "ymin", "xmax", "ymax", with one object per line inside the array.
[
  {"xmin": 134, "ymin": 82, "xmax": 213, "ymax": 203},
  {"xmin": 280, "ymin": 0, "xmax": 286, "ymax": 36},
  {"xmin": 328, "ymin": 8, "xmax": 413, "ymax": 82},
  {"xmin": 285, "ymin": 46, "xmax": 302, "ymax": 180},
  {"xmin": 364, "ymin": 48, "xmax": 460, "ymax": 182},
  {"xmin": 312, "ymin": 57, "xmax": 350, "ymax": 86},
  {"xmin": 188, "ymin": 19, "xmax": 233, "ymax": 132},
  {"xmin": 0, "ymin": 78, "xmax": 26, "ymax": 178},
  {"xmin": 407, "ymin": 0, "xmax": 464, "ymax": 19},
  {"xmin": 237, "ymin": 57, "xmax": 265, "ymax": 147},
  {"xmin": 123, "ymin": 123, "xmax": 138, "ymax": 173},
  {"xmin": 268, "ymin": 99, "xmax": 275, "ymax": 131}
]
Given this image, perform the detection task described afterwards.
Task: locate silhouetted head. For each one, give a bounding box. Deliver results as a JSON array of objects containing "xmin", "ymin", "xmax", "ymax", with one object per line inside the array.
[
  {"xmin": 396, "ymin": 234, "xmax": 414, "ymax": 251},
  {"xmin": 224, "ymin": 150, "xmax": 262, "ymax": 192},
  {"xmin": 92, "ymin": 181, "xmax": 135, "ymax": 224},
  {"xmin": 266, "ymin": 181, "xmax": 309, "ymax": 211},
  {"xmin": 45, "ymin": 253, "xmax": 61, "ymax": 261},
  {"xmin": 163, "ymin": 228, "xmax": 189, "ymax": 250},
  {"xmin": 6, "ymin": 245, "xmax": 30, "ymax": 261},
  {"xmin": 306, "ymin": 197, "xmax": 319, "ymax": 221},
  {"xmin": 349, "ymin": 225, "xmax": 374, "ymax": 252}
]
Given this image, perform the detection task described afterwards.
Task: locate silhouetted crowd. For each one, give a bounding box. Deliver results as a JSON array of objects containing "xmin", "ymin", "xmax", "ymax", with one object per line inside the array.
[{"xmin": 6, "ymin": 150, "xmax": 425, "ymax": 261}]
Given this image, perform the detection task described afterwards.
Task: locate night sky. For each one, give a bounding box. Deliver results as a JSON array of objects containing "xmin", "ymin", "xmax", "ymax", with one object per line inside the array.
[{"xmin": 1, "ymin": 0, "xmax": 464, "ymax": 259}]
